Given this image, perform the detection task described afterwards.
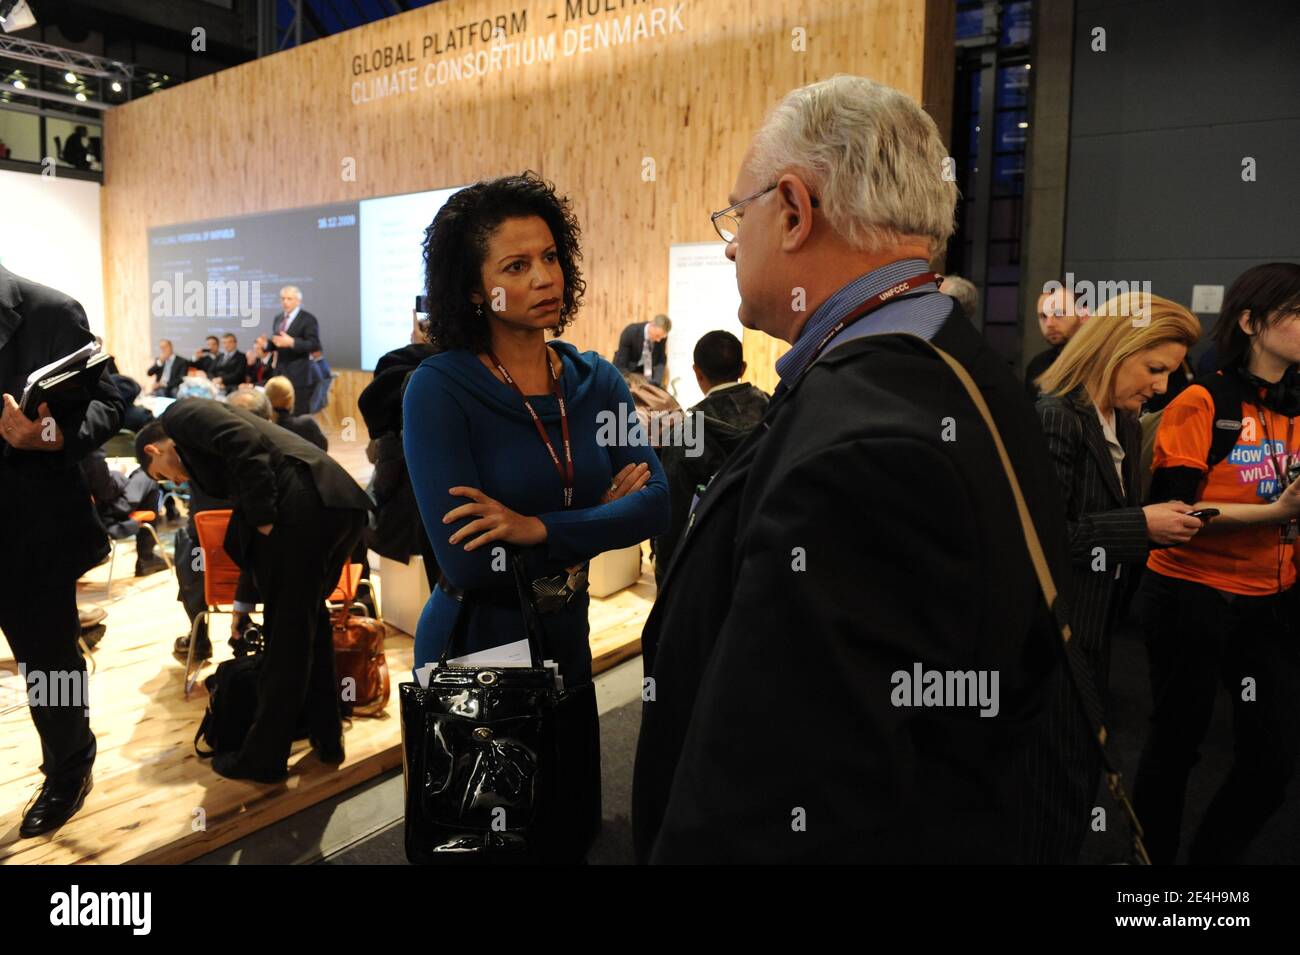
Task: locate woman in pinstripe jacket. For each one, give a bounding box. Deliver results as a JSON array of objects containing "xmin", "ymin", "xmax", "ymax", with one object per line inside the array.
[{"xmin": 1024, "ymin": 292, "xmax": 1203, "ymax": 862}]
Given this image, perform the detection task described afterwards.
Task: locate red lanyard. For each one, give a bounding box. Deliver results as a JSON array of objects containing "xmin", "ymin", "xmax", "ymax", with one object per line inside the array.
[
  {"xmin": 488, "ymin": 346, "xmax": 575, "ymax": 509},
  {"xmin": 804, "ymin": 271, "xmax": 945, "ymax": 368}
]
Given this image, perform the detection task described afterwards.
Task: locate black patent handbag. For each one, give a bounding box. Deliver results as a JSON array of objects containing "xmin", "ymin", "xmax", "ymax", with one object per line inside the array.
[{"xmin": 399, "ymin": 551, "xmax": 601, "ymax": 865}]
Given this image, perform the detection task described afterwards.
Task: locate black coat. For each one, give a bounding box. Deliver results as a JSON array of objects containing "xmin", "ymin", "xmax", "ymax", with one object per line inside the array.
[
  {"xmin": 1023, "ymin": 390, "xmax": 1148, "ymax": 862},
  {"xmin": 158, "ymin": 398, "xmax": 369, "ymax": 567},
  {"xmin": 1024, "ymin": 344, "xmax": 1063, "ymax": 400},
  {"xmin": 146, "ymin": 354, "xmax": 190, "ymax": 397},
  {"xmin": 357, "ymin": 343, "xmax": 436, "ymax": 562},
  {"xmin": 273, "ymin": 407, "xmax": 328, "ymax": 451},
  {"xmin": 1036, "ymin": 389, "xmax": 1147, "ymax": 680},
  {"xmin": 613, "ymin": 322, "xmax": 666, "ymax": 379},
  {"xmin": 631, "ymin": 304, "xmax": 1076, "ymax": 863},
  {"xmin": 0, "ymin": 265, "xmax": 125, "ymax": 578},
  {"xmin": 652, "ymin": 382, "xmax": 769, "ymax": 595},
  {"xmin": 264, "ymin": 309, "xmax": 322, "ymax": 399}
]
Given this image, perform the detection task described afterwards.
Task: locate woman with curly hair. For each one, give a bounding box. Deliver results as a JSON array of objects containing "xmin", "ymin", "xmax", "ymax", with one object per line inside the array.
[{"xmin": 403, "ymin": 172, "xmax": 670, "ymax": 685}]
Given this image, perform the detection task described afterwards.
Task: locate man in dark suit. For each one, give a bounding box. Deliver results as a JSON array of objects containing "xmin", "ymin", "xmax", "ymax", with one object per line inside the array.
[
  {"xmin": 613, "ymin": 313, "xmax": 670, "ymax": 387},
  {"xmin": 209, "ymin": 333, "xmax": 248, "ymax": 393},
  {"xmin": 631, "ymin": 76, "xmax": 1078, "ymax": 863},
  {"xmin": 135, "ymin": 398, "xmax": 370, "ymax": 781},
  {"xmin": 0, "ymin": 264, "xmax": 125, "ymax": 836},
  {"xmin": 258, "ymin": 285, "xmax": 321, "ymax": 414},
  {"xmin": 651, "ymin": 330, "xmax": 768, "ymax": 596},
  {"xmin": 146, "ymin": 338, "xmax": 189, "ymax": 397}
]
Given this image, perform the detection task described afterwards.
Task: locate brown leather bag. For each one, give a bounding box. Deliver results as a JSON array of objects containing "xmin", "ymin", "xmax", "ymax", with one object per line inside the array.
[{"xmin": 332, "ymin": 612, "xmax": 390, "ymax": 717}]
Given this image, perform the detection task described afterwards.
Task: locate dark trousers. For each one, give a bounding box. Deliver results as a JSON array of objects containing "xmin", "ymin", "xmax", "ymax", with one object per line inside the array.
[
  {"xmin": 239, "ymin": 501, "xmax": 363, "ymax": 769},
  {"xmin": 0, "ymin": 575, "xmax": 96, "ymax": 781},
  {"xmin": 1133, "ymin": 570, "xmax": 1300, "ymax": 864}
]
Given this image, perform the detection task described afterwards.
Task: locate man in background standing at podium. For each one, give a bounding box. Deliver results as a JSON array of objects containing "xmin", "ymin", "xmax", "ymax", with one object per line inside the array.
[
  {"xmin": 258, "ymin": 285, "xmax": 321, "ymax": 415},
  {"xmin": 614, "ymin": 312, "xmax": 671, "ymax": 388},
  {"xmin": 0, "ymin": 264, "xmax": 125, "ymax": 836}
]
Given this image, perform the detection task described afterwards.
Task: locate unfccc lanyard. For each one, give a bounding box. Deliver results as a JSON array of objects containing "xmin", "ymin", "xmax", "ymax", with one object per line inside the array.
[
  {"xmin": 800, "ymin": 271, "xmax": 945, "ymax": 376},
  {"xmin": 488, "ymin": 347, "xmax": 575, "ymax": 509}
]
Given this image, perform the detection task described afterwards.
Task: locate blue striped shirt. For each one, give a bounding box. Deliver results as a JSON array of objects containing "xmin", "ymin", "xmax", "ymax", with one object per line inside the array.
[{"xmin": 774, "ymin": 258, "xmax": 952, "ymax": 384}]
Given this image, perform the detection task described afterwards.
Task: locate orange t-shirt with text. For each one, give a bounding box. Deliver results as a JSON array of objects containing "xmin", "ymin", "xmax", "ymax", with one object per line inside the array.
[{"xmin": 1146, "ymin": 382, "xmax": 1300, "ymax": 595}]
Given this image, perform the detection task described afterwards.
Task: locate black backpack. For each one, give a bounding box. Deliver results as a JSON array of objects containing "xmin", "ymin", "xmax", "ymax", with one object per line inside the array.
[
  {"xmin": 1139, "ymin": 370, "xmax": 1251, "ymax": 499},
  {"xmin": 194, "ymin": 655, "xmax": 309, "ymax": 757}
]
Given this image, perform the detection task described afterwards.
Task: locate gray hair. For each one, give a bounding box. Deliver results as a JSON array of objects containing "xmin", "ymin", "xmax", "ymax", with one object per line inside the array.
[
  {"xmin": 227, "ymin": 387, "xmax": 272, "ymax": 420},
  {"xmin": 749, "ymin": 75, "xmax": 957, "ymax": 258},
  {"xmin": 279, "ymin": 285, "xmax": 303, "ymax": 301},
  {"xmin": 651, "ymin": 313, "xmax": 672, "ymax": 332},
  {"xmin": 941, "ymin": 275, "xmax": 979, "ymax": 322}
]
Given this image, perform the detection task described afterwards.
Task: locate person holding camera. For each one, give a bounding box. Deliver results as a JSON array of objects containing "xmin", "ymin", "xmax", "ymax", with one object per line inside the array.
[
  {"xmin": 1031, "ymin": 292, "xmax": 1203, "ymax": 860},
  {"xmin": 1133, "ymin": 262, "xmax": 1300, "ymax": 864}
]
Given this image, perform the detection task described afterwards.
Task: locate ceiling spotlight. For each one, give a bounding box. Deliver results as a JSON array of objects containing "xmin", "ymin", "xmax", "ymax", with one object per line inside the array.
[
  {"xmin": 13, "ymin": 78, "xmax": 24, "ymax": 89},
  {"xmin": 64, "ymin": 71, "xmax": 77, "ymax": 83},
  {"xmin": 75, "ymin": 91, "xmax": 86, "ymax": 101},
  {"xmin": 1017, "ymin": 121, "xmax": 1029, "ymax": 129},
  {"xmin": 111, "ymin": 80, "xmax": 122, "ymax": 92}
]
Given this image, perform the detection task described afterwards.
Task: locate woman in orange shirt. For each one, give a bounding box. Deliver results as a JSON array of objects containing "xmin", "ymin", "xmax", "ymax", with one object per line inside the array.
[{"xmin": 1134, "ymin": 262, "xmax": 1300, "ymax": 864}]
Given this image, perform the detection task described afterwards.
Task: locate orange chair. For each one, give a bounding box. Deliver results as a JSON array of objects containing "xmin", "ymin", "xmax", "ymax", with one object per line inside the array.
[{"xmin": 185, "ymin": 509, "xmax": 245, "ymax": 697}]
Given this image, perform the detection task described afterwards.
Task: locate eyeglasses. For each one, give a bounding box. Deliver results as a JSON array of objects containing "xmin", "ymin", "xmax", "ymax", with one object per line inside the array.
[
  {"xmin": 711, "ymin": 185, "xmax": 774, "ymax": 243},
  {"xmin": 709, "ymin": 184, "xmax": 820, "ymax": 243}
]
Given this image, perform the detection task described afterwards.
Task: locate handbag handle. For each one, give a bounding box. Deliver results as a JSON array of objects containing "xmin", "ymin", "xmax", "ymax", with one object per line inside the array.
[
  {"xmin": 437, "ymin": 547, "xmax": 547, "ymax": 670},
  {"xmin": 906, "ymin": 335, "xmax": 1152, "ymax": 865}
]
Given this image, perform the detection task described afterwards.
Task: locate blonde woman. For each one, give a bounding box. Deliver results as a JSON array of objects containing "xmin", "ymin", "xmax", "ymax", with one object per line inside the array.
[{"xmin": 1029, "ymin": 291, "xmax": 1202, "ymax": 861}]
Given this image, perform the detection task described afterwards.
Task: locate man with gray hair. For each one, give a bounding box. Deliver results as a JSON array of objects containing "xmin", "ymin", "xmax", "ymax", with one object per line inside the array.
[
  {"xmin": 257, "ymin": 285, "xmax": 322, "ymax": 414},
  {"xmin": 940, "ymin": 274, "xmax": 980, "ymax": 324},
  {"xmin": 633, "ymin": 76, "xmax": 1079, "ymax": 863}
]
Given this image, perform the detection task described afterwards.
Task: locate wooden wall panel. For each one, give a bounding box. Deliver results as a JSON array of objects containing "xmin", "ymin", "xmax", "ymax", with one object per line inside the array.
[{"xmin": 102, "ymin": 0, "xmax": 953, "ymax": 414}]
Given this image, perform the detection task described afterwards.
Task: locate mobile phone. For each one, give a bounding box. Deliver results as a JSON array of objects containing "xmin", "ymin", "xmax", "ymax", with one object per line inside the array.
[
  {"xmin": 1188, "ymin": 508, "xmax": 1219, "ymax": 520},
  {"xmin": 414, "ymin": 295, "xmax": 429, "ymax": 316}
]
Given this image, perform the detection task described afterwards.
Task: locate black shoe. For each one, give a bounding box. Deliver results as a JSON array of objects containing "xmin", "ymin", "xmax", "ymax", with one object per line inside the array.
[
  {"xmin": 211, "ymin": 752, "xmax": 288, "ymax": 784},
  {"xmin": 174, "ymin": 632, "xmax": 212, "ymax": 662},
  {"xmin": 20, "ymin": 770, "xmax": 94, "ymax": 837},
  {"xmin": 135, "ymin": 554, "xmax": 168, "ymax": 577},
  {"xmin": 81, "ymin": 623, "xmax": 107, "ymax": 651},
  {"xmin": 310, "ymin": 735, "xmax": 345, "ymax": 765}
]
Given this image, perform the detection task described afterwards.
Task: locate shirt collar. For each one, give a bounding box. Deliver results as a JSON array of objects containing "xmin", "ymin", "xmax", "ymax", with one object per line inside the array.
[
  {"xmin": 705, "ymin": 380, "xmax": 745, "ymax": 397},
  {"xmin": 774, "ymin": 258, "xmax": 936, "ymax": 382}
]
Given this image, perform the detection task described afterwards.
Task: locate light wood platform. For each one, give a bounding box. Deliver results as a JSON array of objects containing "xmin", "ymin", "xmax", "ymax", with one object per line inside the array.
[
  {"xmin": 0, "ymin": 538, "xmax": 655, "ymax": 865},
  {"xmin": 0, "ymin": 426, "xmax": 655, "ymax": 865}
]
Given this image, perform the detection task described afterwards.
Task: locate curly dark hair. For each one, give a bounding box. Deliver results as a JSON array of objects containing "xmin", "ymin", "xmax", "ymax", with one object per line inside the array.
[{"xmin": 421, "ymin": 171, "xmax": 586, "ymax": 353}]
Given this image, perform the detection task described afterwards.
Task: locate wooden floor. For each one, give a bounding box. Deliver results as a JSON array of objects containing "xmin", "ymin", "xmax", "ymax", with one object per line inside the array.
[{"xmin": 0, "ymin": 422, "xmax": 655, "ymax": 865}]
